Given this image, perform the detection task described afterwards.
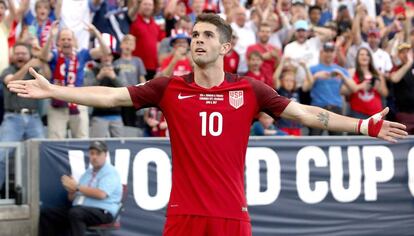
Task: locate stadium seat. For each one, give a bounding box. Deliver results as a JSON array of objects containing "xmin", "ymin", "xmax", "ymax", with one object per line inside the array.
[{"xmin": 86, "ymin": 184, "xmax": 128, "ymax": 236}]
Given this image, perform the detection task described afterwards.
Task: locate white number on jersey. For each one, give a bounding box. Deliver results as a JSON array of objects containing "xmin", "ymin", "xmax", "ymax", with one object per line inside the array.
[{"xmin": 199, "ymin": 112, "xmax": 223, "ymax": 136}]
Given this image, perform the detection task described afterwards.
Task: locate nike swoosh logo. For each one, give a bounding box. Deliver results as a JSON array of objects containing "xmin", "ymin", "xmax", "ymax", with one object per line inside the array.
[{"xmin": 178, "ymin": 93, "xmax": 196, "ymax": 100}]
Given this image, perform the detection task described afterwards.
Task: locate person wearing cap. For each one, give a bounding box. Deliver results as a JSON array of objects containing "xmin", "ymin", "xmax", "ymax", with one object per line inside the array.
[
  {"xmin": 308, "ymin": 41, "xmax": 359, "ymax": 135},
  {"xmin": 39, "ymin": 141, "xmax": 122, "ymax": 236},
  {"xmin": 284, "ymin": 19, "xmax": 335, "ymax": 87},
  {"xmin": 158, "ymin": 30, "xmax": 192, "ymax": 77},
  {"xmin": 389, "ymin": 43, "xmax": 414, "ymax": 134}
]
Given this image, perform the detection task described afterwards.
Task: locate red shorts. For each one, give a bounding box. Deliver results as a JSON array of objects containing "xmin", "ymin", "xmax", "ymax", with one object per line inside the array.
[{"xmin": 163, "ymin": 215, "xmax": 252, "ymax": 236}]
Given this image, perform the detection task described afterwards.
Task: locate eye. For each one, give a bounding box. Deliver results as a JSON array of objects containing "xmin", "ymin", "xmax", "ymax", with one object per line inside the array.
[{"xmin": 192, "ymin": 33, "xmax": 199, "ymax": 38}]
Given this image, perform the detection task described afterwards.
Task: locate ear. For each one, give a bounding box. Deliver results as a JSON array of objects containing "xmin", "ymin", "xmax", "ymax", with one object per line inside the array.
[{"xmin": 219, "ymin": 42, "xmax": 232, "ymax": 56}]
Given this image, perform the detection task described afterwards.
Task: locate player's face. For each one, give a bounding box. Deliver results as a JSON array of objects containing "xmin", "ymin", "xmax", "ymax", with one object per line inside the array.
[
  {"xmin": 89, "ymin": 149, "xmax": 107, "ymax": 170},
  {"xmin": 191, "ymin": 22, "xmax": 226, "ymax": 67}
]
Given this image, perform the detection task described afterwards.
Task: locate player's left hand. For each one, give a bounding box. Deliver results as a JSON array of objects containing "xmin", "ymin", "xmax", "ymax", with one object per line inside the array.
[{"xmin": 357, "ymin": 107, "xmax": 408, "ymax": 143}]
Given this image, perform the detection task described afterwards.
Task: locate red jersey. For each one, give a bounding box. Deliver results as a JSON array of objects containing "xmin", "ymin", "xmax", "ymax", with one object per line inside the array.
[
  {"xmin": 245, "ymin": 71, "xmax": 274, "ymax": 88},
  {"xmin": 160, "ymin": 55, "xmax": 192, "ymax": 76},
  {"xmin": 129, "ymin": 15, "xmax": 163, "ymax": 70},
  {"xmin": 349, "ymin": 73, "xmax": 383, "ymax": 116},
  {"xmin": 127, "ymin": 73, "xmax": 290, "ymax": 221},
  {"xmin": 224, "ymin": 50, "xmax": 240, "ymax": 74}
]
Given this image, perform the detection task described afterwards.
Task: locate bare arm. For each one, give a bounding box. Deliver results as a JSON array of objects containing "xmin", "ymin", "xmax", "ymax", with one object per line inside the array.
[
  {"xmin": 62, "ymin": 175, "xmax": 107, "ymax": 200},
  {"xmin": 7, "ymin": 68, "xmax": 133, "ymax": 107},
  {"xmin": 390, "ymin": 57, "xmax": 413, "ymax": 83},
  {"xmin": 40, "ymin": 21, "xmax": 59, "ymax": 62},
  {"xmin": 87, "ymin": 23, "xmax": 111, "ymax": 59},
  {"xmin": 299, "ymin": 61, "xmax": 314, "ymax": 92},
  {"xmin": 4, "ymin": 59, "xmax": 42, "ymax": 84},
  {"xmin": 128, "ymin": 0, "xmax": 139, "ymax": 21},
  {"xmin": 77, "ymin": 185, "xmax": 107, "ymax": 199},
  {"xmin": 54, "ymin": 0, "xmax": 63, "ymax": 20},
  {"xmin": 4, "ymin": 0, "xmax": 16, "ymax": 27},
  {"xmin": 281, "ymin": 102, "xmax": 407, "ymax": 142}
]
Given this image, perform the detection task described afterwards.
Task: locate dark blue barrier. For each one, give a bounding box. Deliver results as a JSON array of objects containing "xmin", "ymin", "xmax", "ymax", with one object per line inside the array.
[{"xmin": 39, "ymin": 137, "xmax": 414, "ymax": 236}]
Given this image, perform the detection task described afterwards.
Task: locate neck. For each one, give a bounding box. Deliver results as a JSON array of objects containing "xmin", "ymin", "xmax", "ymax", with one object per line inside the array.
[
  {"xmin": 121, "ymin": 53, "xmax": 132, "ymax": 59},
  {"xmin": 361, "ymin": 66, "xmax": 370, "ymax": 73},
  {"xmin": 193, "ymin": 63, "xmax": 225, "ymax": 88}
]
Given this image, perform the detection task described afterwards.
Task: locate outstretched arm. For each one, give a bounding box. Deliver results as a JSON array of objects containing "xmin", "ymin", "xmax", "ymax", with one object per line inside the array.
[
  {"xmin": 7, "ymin": 68, "xmax": 133, "ymax": 108},
  {"xmin": 281, "ymin": 102, "xmax": 407, "ymax": 143}
]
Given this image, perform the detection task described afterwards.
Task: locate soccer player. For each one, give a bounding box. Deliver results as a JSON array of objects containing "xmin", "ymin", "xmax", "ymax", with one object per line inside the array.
[{"xmin": 7, "ymin": 14, "xmax": 407, "ymax": 236}]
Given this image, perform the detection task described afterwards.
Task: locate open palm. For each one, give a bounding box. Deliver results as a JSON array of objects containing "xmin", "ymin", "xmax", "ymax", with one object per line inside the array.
[{"xmin": 7, "ymin": 67, "xmax": 53, "ymax": 99}]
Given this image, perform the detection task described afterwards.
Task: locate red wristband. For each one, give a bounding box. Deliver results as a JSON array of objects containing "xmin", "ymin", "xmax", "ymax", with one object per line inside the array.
[
  {"xmin": 357, "ymin": 119, "xmax": 363, "ymax": 134},
  {"xmin": 367, "ymin": 117, "xmax": 384, "ymax": 137}
]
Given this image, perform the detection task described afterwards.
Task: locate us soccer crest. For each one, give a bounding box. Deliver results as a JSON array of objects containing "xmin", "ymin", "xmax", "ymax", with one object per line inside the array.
[{"xmin": 229, "ymin": 90, "xmax": 244, "ymax": 109}]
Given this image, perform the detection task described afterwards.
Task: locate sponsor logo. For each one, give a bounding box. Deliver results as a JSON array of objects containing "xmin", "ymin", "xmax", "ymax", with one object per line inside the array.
[
  {"xmin": 242, "ymin": 207, "xmax": 248, "ymax": 212},
  {"xmin": 178, "ymin": 93, "xmax": 196, "ymax": 100},
  {"xmin": 229, "ymin": 90, "xmax": 244, "ymax": 109}
]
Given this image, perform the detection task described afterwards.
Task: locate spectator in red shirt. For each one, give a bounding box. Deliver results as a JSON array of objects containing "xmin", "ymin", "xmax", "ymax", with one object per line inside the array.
[
  {"xmin": 246, "ymin": 22, "xmax": 281, "ymax": 83},
  {"xmin": 245, "ymin": 51, "xmax": 273, "ymax": 87},
  {"xmin": 158, "ymin": 31, "xmax": 192, "ymax": 77},
  {"xmin": 223, "ymin": 30, "xmax": 239, "ymax": 74},
  {"xmin": 129, "ymin": 0, "xmax": 164, "ymax": 80}
]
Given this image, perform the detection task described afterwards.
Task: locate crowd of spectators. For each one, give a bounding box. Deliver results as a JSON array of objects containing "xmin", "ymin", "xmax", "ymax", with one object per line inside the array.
[{"xmin": 0, "ymin": 0, "xmax": 414, "ymax": 140}]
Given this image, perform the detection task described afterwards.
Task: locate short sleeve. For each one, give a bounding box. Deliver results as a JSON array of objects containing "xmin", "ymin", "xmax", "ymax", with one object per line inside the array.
[
  {"xmin": 248, "ymin": 78, "xmax": 291, "ymax": 118},
  {"xmin": 97, "ymin": 172, "xmax": 120, "ymax": 197},
  {"xmin": 0, "ymin": 67, "xmax": 13, "ymax": 85},
  {"xmin": 127, "ymin": 76, "xmax": 172, "ymax": 109}
]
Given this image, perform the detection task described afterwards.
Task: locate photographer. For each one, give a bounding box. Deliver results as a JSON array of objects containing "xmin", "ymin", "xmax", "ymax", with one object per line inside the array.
[{"xmin": 88, "ymin": 52, "xmax": 127, "ymax": 137}]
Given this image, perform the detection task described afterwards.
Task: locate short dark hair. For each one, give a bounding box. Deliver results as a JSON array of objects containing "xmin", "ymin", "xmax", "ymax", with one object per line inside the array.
[
  {"xmin": 195, "ymin": 13, "xmax": 232, "ymax": 43},
  {"xmin": 309, "ymin": 5, "xmax": 322, "ymax": 14},
  {"xmin": 248, "ymin": 50, "xmax": 263, "ymax": 60},
  {"xmin": 258, "ymin": 22, "xmax": 271, "ymax": 31},
  {"xmin": 13, "ymin": 42, "xmax": 31, "ymax": 52}
]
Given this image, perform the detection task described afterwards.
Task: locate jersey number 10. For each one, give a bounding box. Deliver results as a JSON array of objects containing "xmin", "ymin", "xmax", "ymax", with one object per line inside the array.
[{"xmin": 199, "ymin": 112, "xmax": 223, "ymax": 136}]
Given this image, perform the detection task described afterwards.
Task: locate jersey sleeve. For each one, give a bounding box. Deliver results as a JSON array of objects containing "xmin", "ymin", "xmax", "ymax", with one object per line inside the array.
[
  {"xmin": 248, "ymin": 78, "xmax": 291, "ymax": 118},
  {"xmin": 127, "ymin": 76, "xmax": 172, "ymax": 109}
]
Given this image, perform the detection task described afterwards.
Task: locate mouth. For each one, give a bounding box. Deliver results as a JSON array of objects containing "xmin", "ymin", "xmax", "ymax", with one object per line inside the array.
[{"xmin": 194, "ymin": 48, "xmax": 206, "ymax": 54}]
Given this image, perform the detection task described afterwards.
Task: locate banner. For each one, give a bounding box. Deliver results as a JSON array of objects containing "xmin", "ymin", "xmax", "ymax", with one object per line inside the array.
[{"xmin": 39, "ymin": 137, "xmax": 414, "ymax": 235}]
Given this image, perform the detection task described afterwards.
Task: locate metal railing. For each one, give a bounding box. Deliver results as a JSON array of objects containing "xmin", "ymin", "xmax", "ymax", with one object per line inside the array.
[{"xmin": 0, "ymin": 142, "xmax": 23, "ymax": 205}]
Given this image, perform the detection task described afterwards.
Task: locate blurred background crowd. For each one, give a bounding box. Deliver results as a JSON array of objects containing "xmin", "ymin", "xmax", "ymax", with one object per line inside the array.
[{"xmin": 0, "ymin": 0, "xmax": 413, "ymax": 140}]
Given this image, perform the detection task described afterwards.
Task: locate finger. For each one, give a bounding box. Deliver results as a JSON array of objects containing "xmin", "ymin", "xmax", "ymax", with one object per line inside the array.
[
  {"xmin": 29, "ymin": 67, "xmax": 41, "ymax": 79},
  {"xmin": 380, "ymin": 107, "xmax": 389, "ymax": 117},
  {"xmin": 9, "ymin": 86, "xmax": 28, "ymax": 94},
  {"xmin": 17, "ymin": 93, "xmax": 32, "ymax": 98},
  {"xmin": 390, "ymin": 127, "xmax": 408, "ymax": 136},
  {"xmin": 382, "ymin": 135, "xmax": 397, "ymax": 143},
  {"xmin": 390, "ymin": 121, "xmax": 407, "ymax": 130},
  {"xmin": 388, "ymin": 131, "xmax": 407, "ymax": 140}
]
